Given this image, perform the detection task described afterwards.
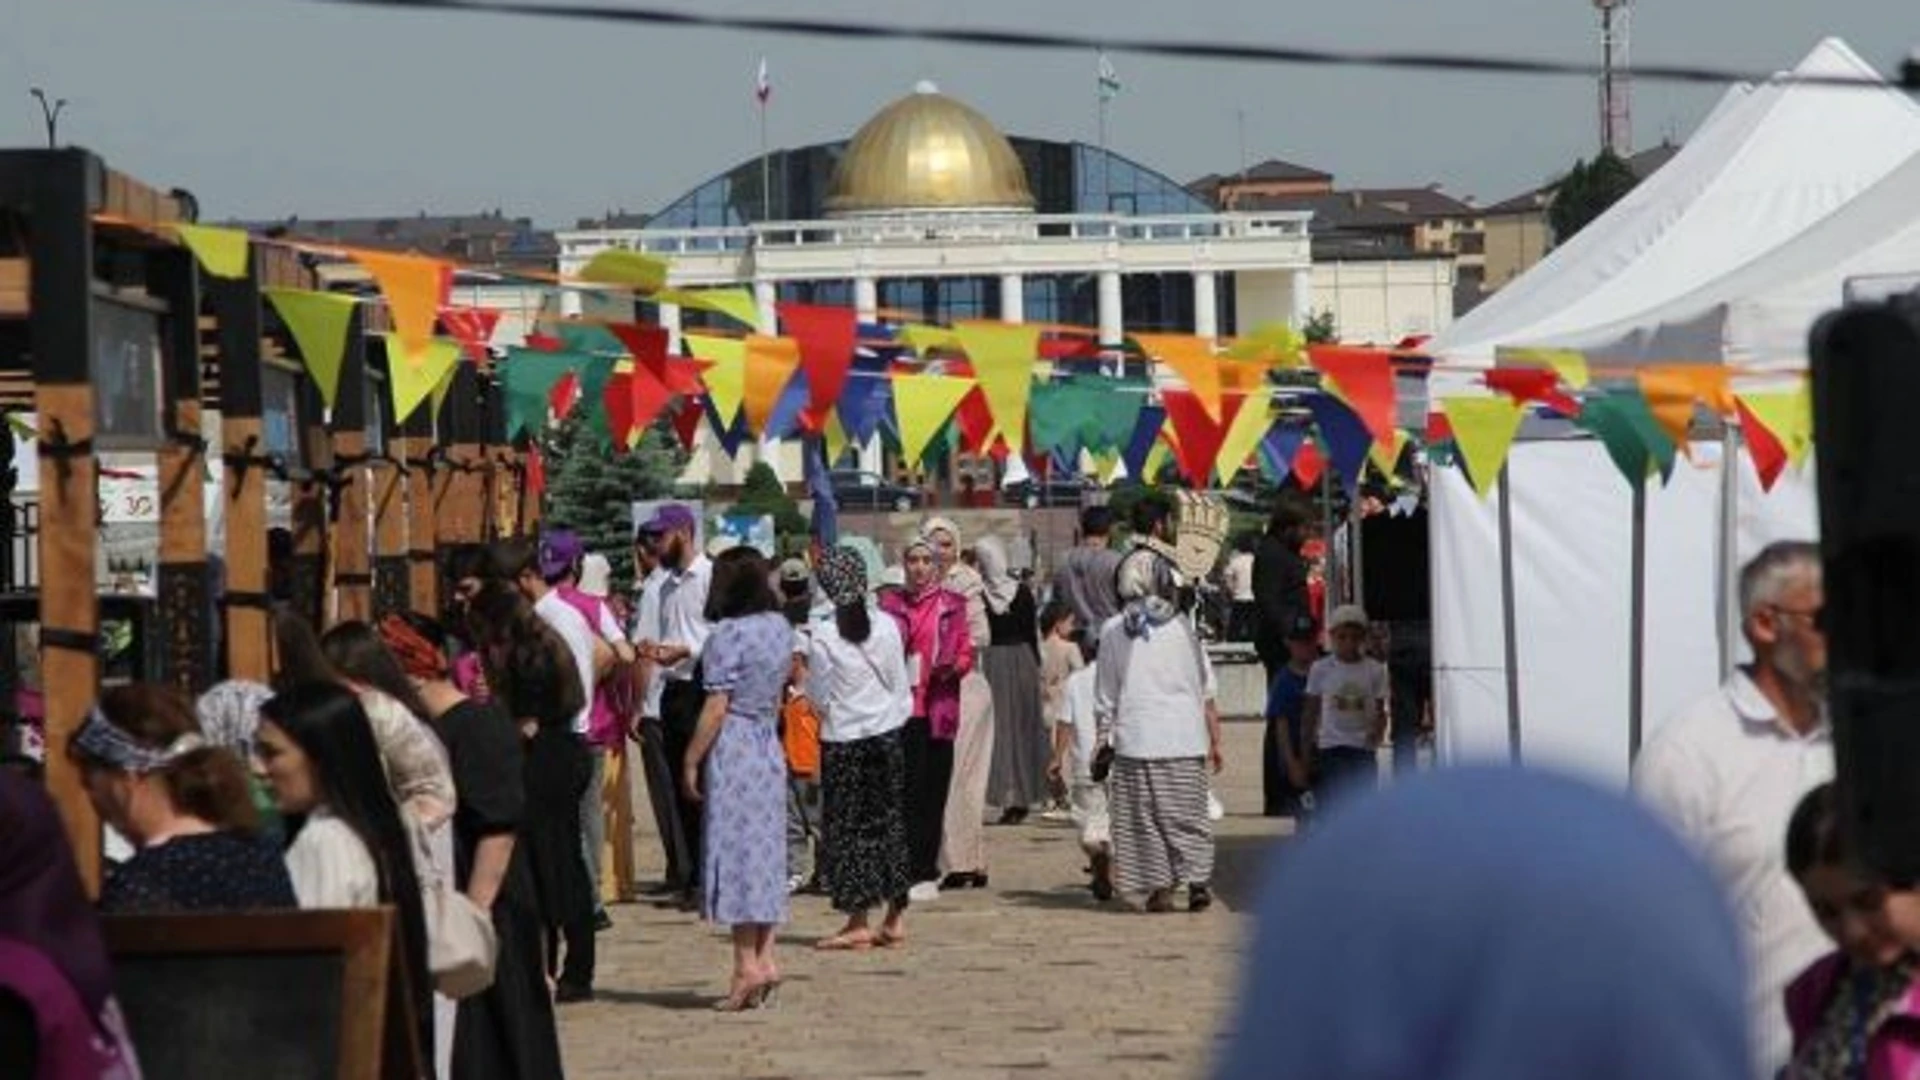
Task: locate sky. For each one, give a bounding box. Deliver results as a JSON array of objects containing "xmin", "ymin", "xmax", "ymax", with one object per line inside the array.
[{"xmin": 3, "ymin": 0, "xmax": 1914, "ymax": 224}]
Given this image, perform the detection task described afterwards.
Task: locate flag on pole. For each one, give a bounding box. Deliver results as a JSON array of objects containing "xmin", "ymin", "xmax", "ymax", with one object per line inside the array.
[
  {"xmin": 1097, "ymin": 51, "xmax": 1121, "ymax": 101},
  {"xmin": 755, "ymin": 57, "xmax": 771, "ymax": 104}
]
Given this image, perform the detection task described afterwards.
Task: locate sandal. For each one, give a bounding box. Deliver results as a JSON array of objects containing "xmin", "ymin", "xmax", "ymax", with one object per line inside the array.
[
  {"xmin": 874, "ymin": 928, "xmax": 908, "ymax": 948},
  {"xmin": 815, "ymin": 930, "xmax": 876, "ymax": 951}
]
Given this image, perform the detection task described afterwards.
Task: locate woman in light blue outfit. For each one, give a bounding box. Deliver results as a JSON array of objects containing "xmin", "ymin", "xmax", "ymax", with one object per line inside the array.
[{"xmin": 682, "ymin": 546, "xmax": 794, "ymax": 1012}]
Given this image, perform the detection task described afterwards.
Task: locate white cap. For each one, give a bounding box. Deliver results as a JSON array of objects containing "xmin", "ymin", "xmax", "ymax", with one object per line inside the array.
[
  {"xmin": 577, "ymin": 553, "xmax": 613, "ymax": 599},
  {"xmin": 1328, "ymin": 603, "xmax": 1369, "ymax": 631}
]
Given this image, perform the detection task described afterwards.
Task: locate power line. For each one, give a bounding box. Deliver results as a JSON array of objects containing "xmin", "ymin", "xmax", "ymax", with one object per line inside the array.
[{"xmin": 307, "ymin": 0, "xmax": 1920, "ymax": 92}]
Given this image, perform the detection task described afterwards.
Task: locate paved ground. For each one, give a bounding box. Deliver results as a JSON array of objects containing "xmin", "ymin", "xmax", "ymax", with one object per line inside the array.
[{"xmin": 557, "ymin": 718, "xmax": 1288, "ymax": 1080}]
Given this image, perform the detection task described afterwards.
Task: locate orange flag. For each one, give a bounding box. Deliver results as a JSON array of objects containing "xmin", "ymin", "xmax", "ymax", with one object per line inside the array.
[
  {"xmin": 1309, "ymin": 346, "xmax": 1398, "ymax": 445},
  {"xmin": 353, "ymin": 250, "xmax": 449, "ymax": 360},
  {"xmin": 1135, "ymin": 334, "xmax": 1224, "ymax": 421},
  {"xmin": 1638, "ymin": 365, "xmax": 1734, "ymax": 457},
  {"xmin": 742, "ymin": 335, "xmax": 801, "ymax": 437}
]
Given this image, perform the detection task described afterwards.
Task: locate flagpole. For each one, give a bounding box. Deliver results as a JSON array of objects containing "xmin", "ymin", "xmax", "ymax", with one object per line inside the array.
[
  {"xmin": 1098, "ymin": 91, "xmax": 1110, "ymax": 213},
  {"xmin": 759, "ymin": 95, "xmax": 770, "ymax": 222}
]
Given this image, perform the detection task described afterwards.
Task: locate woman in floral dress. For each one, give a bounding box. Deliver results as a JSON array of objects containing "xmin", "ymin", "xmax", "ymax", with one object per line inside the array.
[{"xmin": 682, "ymin": 547, "xmax": 794, "ymax": 1011}]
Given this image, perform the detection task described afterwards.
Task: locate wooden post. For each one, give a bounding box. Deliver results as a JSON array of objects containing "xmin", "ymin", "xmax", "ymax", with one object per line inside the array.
[
  {"xmin": 210, "ymin": 251, "xmax": 271, "ymax": 684},
  {"xmin": 402, "ymin": 396, "xmax": 437, "ymax": 618},
  {"xmin": 369, "ymin": 338, "xmax": 408, "ymax": 619},
  {"xmin": 149, "ymin": 245, "xmax": 213, "ymax": 695},
  {"xmin": 330, "ymin": 308, "xmax": 372, "ymax": 624},
  {"xmin": 12, "ymin": 149, "xmax": 103, "ymax": 885},
  {"xmin": 292, "ymin": 368, "xmax": 330, "ymax": 627},
  {"xmin": 436, "ymin": 365, "xmax": 488, "ymax": 620}
]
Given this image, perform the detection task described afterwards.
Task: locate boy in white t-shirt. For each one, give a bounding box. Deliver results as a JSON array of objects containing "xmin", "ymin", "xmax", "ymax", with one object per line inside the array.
[
  {"xmin": 1049, "ymin": 648, "xmax": 1113, "ymax": 901},
  {"xmin": 1304, "ymin": 604, "xmax": 1390, "ymax": 801}
]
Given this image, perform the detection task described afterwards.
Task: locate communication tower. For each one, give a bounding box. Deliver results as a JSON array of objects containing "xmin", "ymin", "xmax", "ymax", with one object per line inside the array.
[{"xmin": 1595, "ymin": 0, "xmax": 1633, "ymax": 154}]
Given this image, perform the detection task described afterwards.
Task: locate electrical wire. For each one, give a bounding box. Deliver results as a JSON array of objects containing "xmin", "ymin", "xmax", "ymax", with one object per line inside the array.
[{"xmin": 305, "ymin": 0, "xmax": 1920, "ymax": 91}]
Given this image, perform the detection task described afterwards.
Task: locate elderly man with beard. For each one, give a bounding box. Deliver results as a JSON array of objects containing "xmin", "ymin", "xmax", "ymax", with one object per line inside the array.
[{"xmin": 1634, "ymin": 540, "xmax": 1832, "ymax": 1078}]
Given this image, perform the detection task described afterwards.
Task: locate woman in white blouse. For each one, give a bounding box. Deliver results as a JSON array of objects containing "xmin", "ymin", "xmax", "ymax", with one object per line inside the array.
[{"xmin": 256, "ymin": 681, "xmax": 434, "ymax": 1077}]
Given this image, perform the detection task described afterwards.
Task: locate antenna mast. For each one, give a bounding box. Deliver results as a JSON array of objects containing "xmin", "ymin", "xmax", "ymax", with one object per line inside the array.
[{"xmin": 1595, "ymin": 0, "xmax": 1633, "ymax": 154}]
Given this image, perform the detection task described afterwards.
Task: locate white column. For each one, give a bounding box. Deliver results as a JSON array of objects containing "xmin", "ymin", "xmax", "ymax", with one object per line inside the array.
[
  {"xmin": 1289, "ymin": 268, "xmax": 1314, "ymax": 328},
  {"xmin": 853, "ymin": 275, "xmax": 879, "ymax": 325},
  {"xmin": 999, "ymin": 273, "xmax": 1025, "ymax": 324},
  {"xmin": 558, "ymin": 287, "xmax": 583, "ymax": 318},
  {"xmin": 1097, "ymin": 269, "xmax": 1124, "ymax": 347},
  {"xmin": 754, "ymin": 279, "xmax": 778, "ymax": 334},
  {"xmin": 1192, "ymin": 270, "xmax": 1218, "ymax": 340},
  {"xmin": 658, "ymin": 301, "xmax": 682, "ymax": 355}
]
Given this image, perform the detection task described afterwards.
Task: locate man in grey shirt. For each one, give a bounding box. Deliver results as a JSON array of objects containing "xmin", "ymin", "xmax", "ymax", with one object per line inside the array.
[{"xmin": 1052, "ymin": 505, "xmax": 1123, "ymax": 643}]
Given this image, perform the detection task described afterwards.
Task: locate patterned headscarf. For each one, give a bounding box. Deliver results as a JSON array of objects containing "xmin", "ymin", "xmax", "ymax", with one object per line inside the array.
[
  {"xmin": 195, "ymin": 679, "xmax": 273, "ymax": 760},
  {"xmin": 817, "ymin": 545, "xmax": 870, "ymax": 608},
  {"xmin": 72, "ymin": 705, "xmax": 205, "ymax": 773},
  {"xmin": 379, "ymin": 614, "xmax": 450, "ymax": 681}
]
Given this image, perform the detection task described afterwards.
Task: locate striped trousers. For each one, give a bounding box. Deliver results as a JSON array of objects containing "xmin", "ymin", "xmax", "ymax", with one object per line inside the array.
[{"xmin": 1108, "ymin": 755, "xmax": 1213, "ymax": 897}]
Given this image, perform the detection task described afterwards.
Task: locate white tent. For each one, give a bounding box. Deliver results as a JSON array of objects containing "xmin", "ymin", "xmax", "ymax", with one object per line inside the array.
[{"xmin": 1429, "ymin": 38, "xmax": 1920, "ymax": 372}]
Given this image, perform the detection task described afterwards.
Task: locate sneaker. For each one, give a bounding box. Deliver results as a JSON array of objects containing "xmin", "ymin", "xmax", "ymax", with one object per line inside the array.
[
  {"xmin": 908, "ymin": 881, "xmax": 941, "ymax": 902},
  {"xmin": 786, "ymin": 875, "xmax": 806, "ymax": 895},
  {"xmin": 1038, "ymin": 805, "xmax": 1073, "ymax": 822}
]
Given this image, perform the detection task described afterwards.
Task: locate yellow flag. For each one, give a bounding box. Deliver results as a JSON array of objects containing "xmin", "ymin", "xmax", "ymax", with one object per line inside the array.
[
  {"xmin": 386, "ymin": 336, "xmax": 461, "ymax": 426},
  {"xmin": 1370, "ymin": 429, "xmax": 1411, "ymax": 478},
  {"xmin": 1498, "ymin": 347, "xmax": 1592, "ymax": 389},
  {"xmin": 1738, "ymin": 383, "xmax": 1814, "ymax": 468},
  {"xmin": 1135, "ymin": 333, "xmax": 1225, "ymax": 421},
  {"xmin": 1441, "ymin": 396, "xmax": 1526, "ymax": 498},
  {"xmin": 1216, "ymin": 389, "xmax": 1274, "ymax": 486},
  {"xmin": 655, "ymin": 287, "xmax": 760, "ymax": 329},
  {"xmin": 901, "ymin": 324, "xmax": 961, "ymax": 356},
  {"xmin": 578, "ymin": 249, "xmax": 669, "ymax": 293},
  {"xmin": 743, "ymin": 335, "xmax": 801, "ymax": 437},
  {"xmin": 1143, "ymin": 438, "xmax": 1173, "ymax": 482},
  {"xmin": 1223, "ymin": 322, "xmax": 1305, "ymax": 367},
  {"xmin": 265, "ymin": 288, "xmax": 359, "ymax": 409},
  {"xmin": 686, "ymin": 335, "xmax": 747, "ymax": 426},
  {"xmin": 173, "ymin": 224, "xmax": 251, "ymax": 279},
  {"xmin": 354, "ymin": 250, "xmax": 447, "ymax": 360},
  {"xmin": 957, "ymin": 322, "xmax": 1039, "ymax": 454},
  {"xmin": 823, "ymin": 412, "xmax": 851, "ymax": 465},
  {"xmin": 891, "ymin": 373, "xmax": 976, "ymax": 467},
  {"xmin": 1093, "ymin": 449, "xmax": 1124, "ymax": 486}
]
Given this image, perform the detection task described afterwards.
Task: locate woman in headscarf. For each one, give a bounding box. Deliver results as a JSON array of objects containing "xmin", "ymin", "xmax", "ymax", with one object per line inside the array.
[
  {"xmin": 878, "ymin": 532, "xmax": 975, "ymax": 902},
  {"xmin": 975, "ymin": 535, "xmax": 1048, "ymax": 827},
  {"xmin": 1096, "ymin": 508, "xmax": 1223, "ymax": 913},
  {"xmin": 1214, "ymin": 767, "xmax": 1753, "ymax": 1080},
  {"xmin": 0, "ymin": 770, "xmax": 142, "ymax": 1080},
  {"xmin": 917, "ymin": 516, "xmax": 996, "ymax": 893}
]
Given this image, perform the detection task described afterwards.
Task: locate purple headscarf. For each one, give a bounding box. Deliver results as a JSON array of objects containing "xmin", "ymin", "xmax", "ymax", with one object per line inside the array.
[{"xmin": 0, "ymin": 770, "xmax": 117, "ymax": 1019}]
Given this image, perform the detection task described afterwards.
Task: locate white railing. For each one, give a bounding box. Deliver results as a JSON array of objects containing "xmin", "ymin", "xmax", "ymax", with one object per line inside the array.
[{"xmin": 555, "ymin": 211, "xmax": 1313, "ymax": 259}]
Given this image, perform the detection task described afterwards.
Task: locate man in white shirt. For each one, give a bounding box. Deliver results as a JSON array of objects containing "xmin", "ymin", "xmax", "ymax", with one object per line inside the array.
[
  {"xmin": 628, "ymin": 522, "xmax": 689, "ymax": 897},
  {"xmin": 635, "ymin": 504, "xmax": 712, "ymax": 907},
  {"xmin": 1634, "ymin": 541, "xmax": 1831, "ymax": 1077}
]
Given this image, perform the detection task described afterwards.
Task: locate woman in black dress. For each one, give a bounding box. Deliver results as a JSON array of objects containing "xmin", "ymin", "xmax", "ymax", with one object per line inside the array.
[
  {"xmin": 69, "ymin": 682, "xmax": 295, "ymax": 913},
  {"xmin": 321, "ymin": 615, "xmax": 566, "ymax": 1080},
  {"xmin": 976, "ymin": 536, "xmax": 1049, "ymax": 826}
]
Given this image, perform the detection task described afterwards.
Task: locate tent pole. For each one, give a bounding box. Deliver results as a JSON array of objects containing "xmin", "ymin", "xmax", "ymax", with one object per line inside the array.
[
  {"xmin": 1497, "ymin": 461, "xmax": 1522, "ymax": 762},
  {"xmin": 1629, "ymin": 474, "xmax": 1648, "ymax": 760},
  {"xmin": 1718, "ymin": 422, "xmax": 1742, "ymax": 680}
]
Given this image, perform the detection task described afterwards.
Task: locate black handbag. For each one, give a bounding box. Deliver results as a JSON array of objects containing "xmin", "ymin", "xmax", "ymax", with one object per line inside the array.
[{"xmin": 1090, "ymin": 744, "xmax": 1116, "ymax": 783}]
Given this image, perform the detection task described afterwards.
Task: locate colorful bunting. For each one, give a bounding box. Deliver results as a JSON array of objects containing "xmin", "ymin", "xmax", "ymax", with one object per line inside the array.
[
  {"xmin": 1222, "ymin": 322, "xmax": 1305, "ymax": 367},
  {"xmin": 1369, "ymin": 429, "xmax": 1411, "ymax": 480},
  {"xmin": 1162, "ymin": 389, "xmax": 1241, "ymax": 488},
  {"xmin": 655, "ymin": 287, "xmax": 759, "ymax": 329},
  {"xmin": 500, "ymin": 348, "xmax": 584, "ymax": 438},
  {"xmin": 1121, "ymin": 405, "xmax": 1167, "ymax": 481},
  {"xmin": 1304, "ymin": 393, "xmax": 1373, "ymax": 497},
  {"xmin": 901, "ymin": 324, "xmax": 961, "ymax": 355},
  {"xmin": 1309, "ymin": 346, "xmax": 1398, "ymax": 445},
  {"xmin": 743, "ymin": 336, "xmax": 802, "ymax": 437},
  {"xmin": 1735, "ymin": 398, "xmax": 1790, "ymax": 492},
  {"xmin": 611, "ymin": 323, "xmax": 707, "ymax": 397},
  {"xmin": 264, "ymin": 288, "xmax": 358, "ymax": 409},
  {"xmin": 779, "ymin": 303, "xmax": 858, "ymax": 433},
  {"xmin": 440, "ymin": 306, "xmax": 502, "ymax": 365},
  {"xmin": 1737, "ymin": 384, "xmax": 1813, "ymax": 468},
  {"xmin": 685, "ymin": 335, "xmax": 747, "ymax": 427},
  {"xmin": 354, "ymin": 250, "xmax": 449, "ymax": 360},
  {"xmin": 1440, "ymin": 396, "xmax": 1525, "ymax": 498},
  {"xmin": 836, "ymin": 356, "xmax": 893, "ymax": 444},
  {"xmin": 958, "ymin": 322, "xmax": 1040, "ymax": 454},
  {"xmin": 1135, "ymin": 334, "xmax": 1224, "ymax": 421},
  {"xmin": 172, "ymin": 224, "xmax": 250, "ymax": 279},
  {"xmin": 1637, "ymin": 366, "xmax": 1734, "ymax": 456},
  {"xmin": 1498, "ymin": 347, "xmax": 1591, "ymax": 389},
  {"xmin": 1578, "ymin": 390, "xmax": 1676, "ymax": 488},
  {"xmin": 891, "ymin": 373, "xmax": 977, "ymax": 468},
  {"xmin": 550, "ymin": 371, "xmax": 582, "ymax": 420},
  {"xmin": 1484, "ymin": 368, "xmax": 1580, "ymax": 418},
  {"xmin": 670, "ymin": 400, "xmax": 704, "ymax": 452},
  {"xmin": 1260, "ymin": 425, "xmax": 1305, "ymax": 484},
  {"xmin": 1216, "ymin": 388, "xmax": 1274, "ymax": 486},
  {"xmin": 385, "ymin": 336, "xmax": 460, "ymax": 426},
  {"xmin": 577, "ymin": 249, "xmax": 669, "ymax": 293}
]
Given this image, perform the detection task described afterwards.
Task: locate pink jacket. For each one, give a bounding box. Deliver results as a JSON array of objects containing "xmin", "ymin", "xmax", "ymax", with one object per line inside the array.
[
  {"xmin": 1786, "ymin": 952, "xmax": 1920, "ymax": 1080},
  {"xmin": 880, "ymin": 585, "xmax": 974, "ymax": 740}
]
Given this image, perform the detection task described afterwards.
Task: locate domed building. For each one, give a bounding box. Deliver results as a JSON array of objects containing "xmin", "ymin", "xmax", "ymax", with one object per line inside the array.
[{"xmin": 558, "ymin": 82, "xmax": 1314, "ymax": 346}]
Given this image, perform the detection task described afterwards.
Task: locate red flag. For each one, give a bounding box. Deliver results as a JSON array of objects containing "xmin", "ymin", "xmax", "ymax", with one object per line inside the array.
[
  {"xmin": 777, "ymin": 303, "xmax": 858, "ymax": 433},
  {"xmin": 1309, "ymin": 345, "xmax": 1398, "ymax": 444},
  {"xmin": 525, "ymin": 446, "xmax": 546, "ymax": 500},
  {"xmin": 1162, "ymin": 389, "xmax": 1243, "ymax": 488},
  {"xmin": 1736, "ymin": 398, "xmax": 1790, "ymax": 492},
  {"xmin": 610, "ymin": 322, "xmax": 708, "ymax": 398},
  {"xmin": 440, "ymin": 306, "xmax": 501, "ymax": 365},
  {"xmin": 1425, "ymin": 411, "xmax": 1454, "ymax": 444},
  {"xmin": 549, "ymin": 371, "xmax": 581, "ymax": 420},
  {"xmin": 1484, "ymin": 368, "xmax": 1581, "ymax": 418},
  {"xmin": 524, "ymin": 332, "xmax": 565, "ymax": 353},
  {"xmin": 671, "ymin": 400, "xmax": 703, "ymax": 451},
  {"xmin": 1293, "ymin": 440, "xmax": 1326, "ymax": 489}
]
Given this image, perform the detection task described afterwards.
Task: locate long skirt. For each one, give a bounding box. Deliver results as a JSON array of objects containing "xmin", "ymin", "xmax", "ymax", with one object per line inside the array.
[
  {"xmin": 451, "ymin": 890, "xmax": 564, "ymax": 1080},
  {"xmin": 983, "ymin": 644, "xmax": 1049, "ymax": 810},
  {"xmin": 700, "ymin": 714, "xmax": 791, "ymax": 927},
  {"xmin": 821, "ymin": 728, "xmax": 913, "ymax": 914},
  {"xmin": 940, "ymin": 672, "xmax": 995, "ymax": 875},
  {"xmin": 1108, "ymin": 756, "xmax": 1214, "ymax": 897}
]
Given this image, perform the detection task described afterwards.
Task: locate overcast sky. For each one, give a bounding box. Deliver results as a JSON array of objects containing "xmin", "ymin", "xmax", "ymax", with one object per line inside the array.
[{"xmin": 4, "ymin": 0, "xmax": 1913, "ymax": 224}]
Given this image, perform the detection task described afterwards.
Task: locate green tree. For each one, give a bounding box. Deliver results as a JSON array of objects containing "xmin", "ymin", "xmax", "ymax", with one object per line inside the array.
[
  {"xmin": 729, "ymin": 461, "xmax": 809, "ymax": 546},
  {"xmin": 1302, "ymin": 309, "xmax": 1338, "ymax": 345},
  {"xmin": 542, "ymin": 414, "xmax": 687, "ymax": 593},
  {"xmin": 1550, "ymin": 150, "xmax": 1639, "ymax": 244}
]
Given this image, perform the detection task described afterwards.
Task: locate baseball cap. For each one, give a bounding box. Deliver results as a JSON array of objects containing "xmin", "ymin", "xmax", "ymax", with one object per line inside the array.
[
  {"xmin": 537, "ymin": 530, "xmax": 584, "ymax": 581},
  {"xmin": 778, "ymin": 558, "xmax": 811, "ymax": 585},
  {"xmin": 1285, "ymin": 613, "xmax": 1319, "ymax": 641},
  {"xmin": 644, "ymin": 504, "xmax": 697, "ymax": 535},
  {"xmin": 1327, "ymin": 604, "xmax": 1369, "ymax": 632}
]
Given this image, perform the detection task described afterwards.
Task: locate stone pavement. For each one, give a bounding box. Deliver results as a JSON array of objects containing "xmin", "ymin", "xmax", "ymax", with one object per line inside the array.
[{"xmin": 557, "ymin": 718, "xmax": 1287, "ymax": 1080}]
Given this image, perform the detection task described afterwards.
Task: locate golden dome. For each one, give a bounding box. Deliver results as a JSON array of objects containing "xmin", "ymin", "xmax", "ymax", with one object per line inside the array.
[{"xmin": 826, "ymin": 83, "xmax": 1035, "ymax": 215}]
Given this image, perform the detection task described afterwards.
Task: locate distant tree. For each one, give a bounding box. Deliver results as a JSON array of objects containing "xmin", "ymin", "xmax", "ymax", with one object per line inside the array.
[
  {"xmin": 729, "ymin": 461, "xmax": 809, "ymax": 544},
  {"xmin": 1302, "ymin": 309, "xmax": 1338, "ymax": 345},
  {"xmin": 1550, "ymin": 150, "xmax": 1639, "ymax": 243},
  {"xmin": 542, "ymin": 414, "xmax": 686, "ymax": 593}
]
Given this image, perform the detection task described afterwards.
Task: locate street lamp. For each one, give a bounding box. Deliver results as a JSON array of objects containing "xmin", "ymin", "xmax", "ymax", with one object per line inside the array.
[{"xmin": 29, "ymin": 88, "xmax": 66, "ymax": 148}]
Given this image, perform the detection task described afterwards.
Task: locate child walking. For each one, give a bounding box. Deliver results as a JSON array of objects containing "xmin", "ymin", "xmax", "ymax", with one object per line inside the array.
[
  {"xmin": 1263, "ymin": 613, "xmax": 1322, "ymax": 819},
  {"xmin": 1304, "ymin": 604, "xmax": 1389, "ymax": 802},
  {"xmin": 1048, "ymin": 642, "xmax": 1112, "ymax": 901},
  {"xmin": 1038, "ymin": 600, "xmax": 1083, "ymax": 820}
]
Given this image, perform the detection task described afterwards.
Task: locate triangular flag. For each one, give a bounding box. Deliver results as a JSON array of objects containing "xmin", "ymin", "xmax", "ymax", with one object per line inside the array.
[
  {"xmin": 1135, "ymin": 333, "xmax": 1224, "ymax": 420},
  {"xmin": 1310, "ymin": 346, "xmax": 1398, "ymax": 444},
  {"xmin": 1484, "ymin": 367, "xmax": 1581, "ymax": 418},
  {"xmin": 386, "ymin": 336, "xmax": 460, "ymax": 426},
  {"xmin": 264, "ymin": 288, "xmax": 358, "ymax": 409},
  {"xmin": 602, "ymin": 366, "xmax": 638, "ymax": 447},
  {"xmin": 1293, "ymin": 440, "xmax": 1326, "ymax": 490},
  {"xmin": 1369, "ymin": 429, "xmax": 1411, "ymax": 479},
  {"xmin": 1498, "ymin": 347, "xmax": 1591, "ymax": 389},
  {"xmin": 742, "ymin": 335, "xmax": 802, "ymax": 437},
  {"xmin": 354, "ymin": 250, "xmax": 449, "ymax": 359},
  {"xmin": 901, "ymin": 324, "xmax": 961, "ymax": 355},
  {"xmin": 764, "ymin": 367, "xmax": 814, "ymax": 440},
  {"xmin": 1029, "ymin": 381, "xmax": 1089, "ymax": 457},
  {"xmin": 1260, "ymin": 425, "xmax": 1305, "ymax": 483},
  {"xmin": 1216, "ymin": 388, "xmax": 1274, "ymax": 486},
  {"xmin": 525, "ymin": 445, "xmax": 547, "ymax": 500},
  {"xmin": 837, "ymin": 356, "xmax": 893, "ymax": 444},
  {"xmin": 823, "ymin": 412, "xmax": 852, "ymax": 466},
  {"xmin": 1578, "ymin": 390, "xmax": 1676, "ymax": 488},
  {"xmin": 779, "ymin": 303, "xmax": 858, "ymax": 431},
  {"xmin": 549, "ymin": 371, "xmax": 582, "ymax": 420},
  {"xmin": 1093, "ymin": 449, "xmax": 1124, "ymax": 486},
  {"xmin": 1735, "ymin": 397, "xmax": 1790, "ymax": 492},
  {"xmin": 958, "ymin": 322, "xmax": 1040, "ymax": 454},
  {"xmin": 577, "ymin": 249, "xmax": 669, "ymax": 293},
  {"xmin": 500, "ymin": 348, "xmax": 584, "ymax": 439},
  {"xmin": 891, "ymin": 373, "xmax": 977, "ymax": 468},
  {"xmin": 1440, "ymin": 396, "xmax": 1525, "ymax": 498},
  {"xmin": 172, "ymin": 224, "xmax": 250, "ymax": 279},
  {"xmin": 440, "ymin": 306, "xmax": 502, "ymax": 365},
  {"xmin": 686, "ymin": 335, "xmax": 747, "ymax": 426},
  {"xmin": 655, "ymin": 287, "xmax": 760, "ymax": 329},
  {"xmin": 671, "ymin": 400, "xmax": 704, "ymax": 451},
  {"xmin": 1304, "ymin": 392, "xmax": 1374, "ymax": 497},
  {"xmin": 1737, "ymin": 384, "xmax": 1814, "ymax": 469},
  {"xmin": 610, "ymin": 323, "xmax": 705, "ymax": 396},
  {"xmin": 1638, "ymin": 366, "xmax": 1734, "ymax": 456},
  {"xmin": 1162, "ymin": 389, "xmax": 1241, "ymax": 487},
  {"xmin": 1122, "ymin": 404, "xmax": 1167, "ymax": 480},
  {"xmin": 1223, "ymin": 322, "xmax": 1305, "ymax": 367}
]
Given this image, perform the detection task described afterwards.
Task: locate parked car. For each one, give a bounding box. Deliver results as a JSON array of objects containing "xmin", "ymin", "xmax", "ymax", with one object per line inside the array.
[
  {"xmin": 830, "ymin": 470, "xmax": 922, "ymax": 512},
  {"xmin": 1001, "ymin": 475, "xmax": 1097, "ymax": 509}
]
